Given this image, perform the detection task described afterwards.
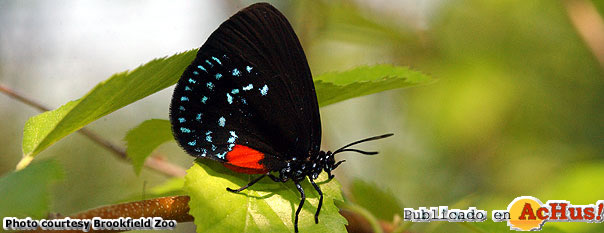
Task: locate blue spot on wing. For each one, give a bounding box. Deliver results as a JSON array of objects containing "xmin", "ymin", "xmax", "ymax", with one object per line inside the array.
[
  {"xmin": 232, "ymin": 68, "xmax": 241, "ymax": 77},
  {"xmin": 215, "ymin": 73, "xmax": 222, "ymax": 80},
  {"xmin": 188, "ymin": 140, "xmax": 196, "ymax": 146},
  {"xmin": 260, "ymin": 84, "xmax": 269, "ymax": 96},
  {"xmin": 180, "ymin": 127, "xmax": 191, "ymax": 133},
  {"xmin": 205, "ymin": 60, "xmax": 213, "ymax": 67},
  {"xmin": 231, "ymin": 89, "xmax": 239, "ymax": 94},
  {"xmin": 179, "ymin": 106, "xmax": 185, "ymax": 111},
  {"xmin": 226, "ymin": 93, "xmax": 233, "ymax": 104},
  {"xmin": 197, "ymin": 65, "xmax": 207, "ymax": 72},
  {"xmin": 207, "ymin": 82, "xmax": 214, "ymax": 90},
  {"xmin": 201, "ymin": 96, "xmax": 208, "ymax": 104},
  {"xmin": 228, "ymin": 131, "xmax": 238, "ymax": 143},
  {"xmin": 218, "ymin": 117, "xmax": 226, "ymax": 127},
  {"xmin": 180, "ymin": 96, "xmax": 189, "ymax": 101},
  {"xmin": 193, "ymin": 71, "xmax": 199, "ymax": 75},
  {"xmin": 196, "ymin": 113, "xmax": 202, "ymax": 121},
  {"xmin": 242, "ymin": 84, "xmax": 253, "ymax": 91},
  {"xmin": 246, "ymin": 66, "xmax": 253, "ymax": 73},
  {"xmin": 188, "ymin": 78, "xmax": 196, "ymax": 84},
  {"xmin": 212, "ymin": 56, "xmax": 222, "ymax": 65},
  {"xmin": 178, "ymin": 118, "xmax": 186, "ymax": 123},
  {"xmin": 184, "ymin": 86, "xmax": 192, "ymax": 91}
]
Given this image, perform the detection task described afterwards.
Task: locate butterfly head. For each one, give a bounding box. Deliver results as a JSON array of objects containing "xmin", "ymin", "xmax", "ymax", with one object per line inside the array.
[{"xmin": 318, "ymin": 150, "xmax": 345, "ymax": 180}]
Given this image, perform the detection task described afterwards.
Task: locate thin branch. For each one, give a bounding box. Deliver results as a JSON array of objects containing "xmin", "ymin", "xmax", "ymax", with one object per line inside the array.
[
  {"xmin": 69, "ymin": 196, "xmax": 193, "ymax": 221},
  {"xmin": 145, "ymin": 156, "xmax": 186, "ymax": 177},
  {"xmin": 0, "ymin": 83, "xmax": 49, "ymax": 111},
  {"xmin": 0, "ymin": 83, "xmax": 186, "ymax": 177},
  {"xmin": 565, "ymin": 0, "xmax": 604, "ymax": 70}
]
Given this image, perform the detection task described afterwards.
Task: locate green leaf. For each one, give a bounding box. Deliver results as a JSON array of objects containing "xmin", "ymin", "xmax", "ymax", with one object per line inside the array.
[
  {"xmin": 349, "ymin": 179, "xmax": 404, "ymax": 220},
  {"xmin": 148, "ymin": 177, "xmax": 185, "ymax": 196},
  {"xmin": 125, "ymin": 119, "xmax": 174, "ymax": 174},
  {"xmin": 18, "ymin": 49, "xmax": 197, "ymax": 169},
  {"xmin": 18, "ymin": 100, "xmax": 78, "ymax": 169},
  {"xmin": 0, "ymin": 159, "xmax": 64, "ymax": 219},
  {"xmin": 314, "ymin": 64, "xmax": 431, "ymax": 107},
  {"xmin": 184, "ymin": 161, "xmax": 347, "ymax": 233}
]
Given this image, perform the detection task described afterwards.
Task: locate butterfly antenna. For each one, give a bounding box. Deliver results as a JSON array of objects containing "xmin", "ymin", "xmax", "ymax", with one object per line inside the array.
[{"xmin": 332, "ymin": 133, "xmax": 394, "ymax": 155}]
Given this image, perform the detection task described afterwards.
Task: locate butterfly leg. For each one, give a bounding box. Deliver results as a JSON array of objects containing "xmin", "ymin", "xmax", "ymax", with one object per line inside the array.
[
  {"xmin": 268, "ymin": 173, "xmax": 283, "ymax": 182},
  {"xmin": 328, "ymin": 160, "xmax": 346, "ymax": 179},
  {"xmin": 309, "ymin": 178, "xmax": 323, "ymax": 224},
  {"xmin": 226, "ymin": 174, "xmax": 266, "ymax": 193},
  {"xmin": 334, "ymin": 160, "xmax": 346, "ymax": 169},
  {"xmin": 294, "ymin": 181, "xmax": 305, "ymax": 233}
]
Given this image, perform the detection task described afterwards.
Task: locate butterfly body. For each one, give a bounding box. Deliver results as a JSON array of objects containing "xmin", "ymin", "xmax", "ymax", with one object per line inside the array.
[{"xmin": 170, "ymin": 3, "xmax": 391, "ymax": 232}]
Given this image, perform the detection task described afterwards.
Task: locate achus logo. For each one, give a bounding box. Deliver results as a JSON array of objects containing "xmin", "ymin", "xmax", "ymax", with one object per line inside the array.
[{"xmin": 492, "ymin": 196, "xmax": 603, "ymax": 231}]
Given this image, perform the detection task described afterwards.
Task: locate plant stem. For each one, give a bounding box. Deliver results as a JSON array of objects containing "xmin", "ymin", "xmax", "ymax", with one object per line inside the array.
[
  {"xmin": 391, "ymin": 221, "xmax": 413, "ymax": 233},
  {"xmin": 0, "ymin": 83, "xmax": 186, "ymax": 177},
  {"xmin": 28, "ymin": 196, "xmax": 192, "ymax": 233},
  {"xmin": 339, "ymin": 202, "xmax": 384, "ymax": 233}
]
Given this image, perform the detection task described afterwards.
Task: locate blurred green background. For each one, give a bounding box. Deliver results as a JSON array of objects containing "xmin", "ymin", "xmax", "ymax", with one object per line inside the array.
[{"xmin": 1, "ymin": 0, "xmax": 603, "ymax": 232}]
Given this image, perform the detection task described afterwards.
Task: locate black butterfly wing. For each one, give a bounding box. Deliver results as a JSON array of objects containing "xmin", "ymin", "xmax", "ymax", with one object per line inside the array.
[{"xmin": 169, "ymin": 3, "xmax": 321, "ymax": 171}]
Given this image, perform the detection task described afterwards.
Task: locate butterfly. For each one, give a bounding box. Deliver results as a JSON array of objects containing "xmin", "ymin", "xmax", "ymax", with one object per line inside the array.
[{"xmin": 169, "ymin": 3, "xmax": 392, "ymax": 232}]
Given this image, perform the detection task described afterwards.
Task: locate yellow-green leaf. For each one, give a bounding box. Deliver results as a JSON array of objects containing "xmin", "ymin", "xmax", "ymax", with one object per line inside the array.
[
  {"xmin": 0, "ymin": 159, "xmax": 64, "ymax": 219},
  {"xmin": 185, "ymin": 161, "xmax": 347, "ymax": 233},
  {"xmin": 125, "ymin": 119, "xmax": 174, "ymax": 174},
  {"xmin": 19, "ymin": 50, "xmax": 197, "ymax": 169},
  {"xmin": 314, "ymin": 64, "xmax": 431, "ymax": 107},
  {"xmin": 350, "ymin": 179, "xmax": 404, "ymax": 220}
]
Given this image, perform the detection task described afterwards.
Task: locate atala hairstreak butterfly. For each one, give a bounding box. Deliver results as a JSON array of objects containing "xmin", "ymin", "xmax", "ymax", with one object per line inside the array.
[{"xmin": 169, "ymin": 3, "xmax": 393, "ymax": 232}]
